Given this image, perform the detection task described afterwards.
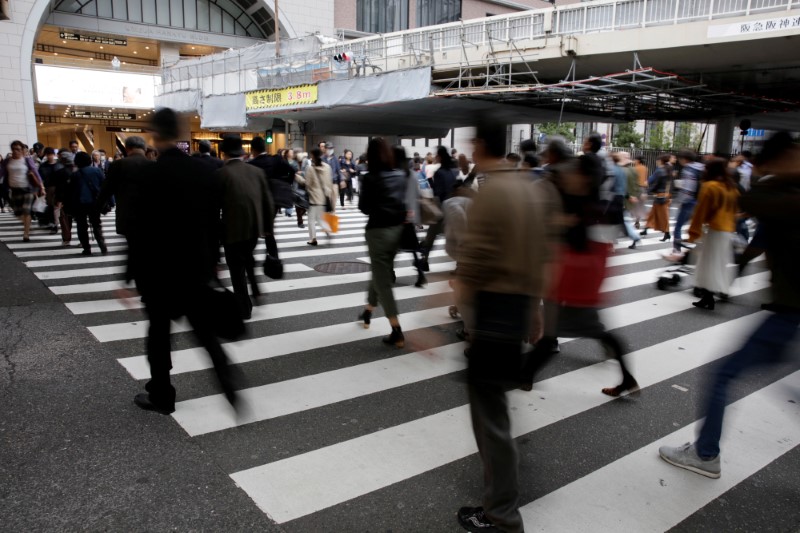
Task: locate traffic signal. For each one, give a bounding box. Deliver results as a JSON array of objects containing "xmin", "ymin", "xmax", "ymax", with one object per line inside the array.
[
  {"xmin": 333, "ymin": 52, "xmax": 351, "ymax": 62},
  {"xmin": 265, "ymin": 129, "xmax": 274, "ymax": 144}
]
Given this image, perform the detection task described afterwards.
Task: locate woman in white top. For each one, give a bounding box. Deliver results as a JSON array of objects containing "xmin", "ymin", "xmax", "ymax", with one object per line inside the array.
[
  {"xmin": 0, "ymin": 140, "xmax": 45, "ymax": 241},
  {"xmin": 295, "ymin": 148, "xmax": 336, "ymax": 246}
]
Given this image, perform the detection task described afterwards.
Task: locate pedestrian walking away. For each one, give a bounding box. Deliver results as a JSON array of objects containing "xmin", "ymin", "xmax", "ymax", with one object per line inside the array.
[
  {"xmin": 127, "ymin": 108, "xmax": 243, "ymax": 416},
  {"xmin": 358, "ymin": 138, "xmax": 408, "ymax": 348},
  {"xmin": 217, "ymin": 134, "xmax": 274, "ymax": 320}
]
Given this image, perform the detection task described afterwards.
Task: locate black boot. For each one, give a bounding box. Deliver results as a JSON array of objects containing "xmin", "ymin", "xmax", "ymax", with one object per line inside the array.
[
  {"xmin": 358, "ymin": 308, "xmax": 372, "ymax": 329},
  {"xmin": 692, "ymin": 290, "xmax": 715, "ymax": 310},
  {"xmin": 415, "ymin": 273, "xmax": 427, "ymax": 288},
  {"xmin": 660, "ymin": 232, "xmax": 671, "ymax": 242},
  {"xmin": 382, "ymin": 326, "xmax": 405, "ymax": 348},
  {"xmin": 639, "ymin": 228, "xmax": 648, "ymax": 236}
]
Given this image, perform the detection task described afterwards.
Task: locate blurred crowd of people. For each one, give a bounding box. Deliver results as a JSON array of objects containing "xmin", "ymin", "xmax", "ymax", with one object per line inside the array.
[{"xmin": 2, "ymin": 112, "xmax": 798, "ymax": 533}]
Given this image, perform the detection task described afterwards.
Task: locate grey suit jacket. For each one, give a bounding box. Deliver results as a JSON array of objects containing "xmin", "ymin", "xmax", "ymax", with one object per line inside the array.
[{"xmin": 216, "ymin": 159, "xmax": 274, "ymax": 245}]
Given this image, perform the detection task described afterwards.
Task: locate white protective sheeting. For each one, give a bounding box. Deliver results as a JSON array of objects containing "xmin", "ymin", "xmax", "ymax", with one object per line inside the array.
[
  {"xmin": 318, "ymin": 68, "xmax": 431, "ymax": 108},
  {"xmin": 201, "ymin": 94, "xmax": 247, "ymax": 129},
  {"xmin": 155, "ymin": 90, "xmax": 201, "ymax": 113}
]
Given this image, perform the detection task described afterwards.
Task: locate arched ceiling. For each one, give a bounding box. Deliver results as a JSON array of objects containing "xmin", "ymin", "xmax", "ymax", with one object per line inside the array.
[{"xmin": 52, "ymin": 0, "xmax": 282, "ymax": 40}]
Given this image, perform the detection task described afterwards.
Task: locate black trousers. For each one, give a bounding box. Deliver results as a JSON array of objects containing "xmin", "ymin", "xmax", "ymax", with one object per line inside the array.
[
  {"xmin": 144, "ymin": 294, "xmax": 235, "ymax": 409},
  {"xmin": 72, "ymin": 205, "xmax": 105, "ymax": 253},
  {"xmin": 264, "ymin": 209, "xmax": 280, "ymax": 259},
  {"xmin": 224, "ymin": 238, "xmax": 258, "ymax": 318}
]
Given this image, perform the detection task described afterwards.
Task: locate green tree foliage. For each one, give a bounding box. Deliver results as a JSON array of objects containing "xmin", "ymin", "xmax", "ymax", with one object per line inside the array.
[
  {"xmin": 613, "ymin": 122, "xmax": 643, "ymax": 148},
  {"xmin": 647, "ymin": 122, "xmax": 673, "ymax": 150},
  {"xmin": 672, "ymin": 123, "xmax": 694, "ymax": 151},
  {"xmin": 538, "ymin": 122, "xmax": 576, "ymax": 143}
]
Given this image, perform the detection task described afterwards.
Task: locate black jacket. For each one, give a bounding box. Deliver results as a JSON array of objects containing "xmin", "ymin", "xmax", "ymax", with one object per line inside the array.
[
  {"xmin": 249, "ymin": 153, "xmax": 295, "ymax": 209},
  {"xmin": 129, "ymin": 147, "xmax": 220, "ymax": 309},
  {"xmin": 99, "ymin": 154, "xmax": 153, "ymax": 236},
  {"xmin": 359, "ymin": 169, "xmax": 408, "ymax": 229},
  {"xmin": 432, "ymin": 166, "xmax": 459, "ymax": 204}
]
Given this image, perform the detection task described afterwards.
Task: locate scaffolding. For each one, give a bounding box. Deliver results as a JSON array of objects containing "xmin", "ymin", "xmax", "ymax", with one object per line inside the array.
[{"xmin": 433, "ymin": 64, "xmax": 800, "ymax": 122}]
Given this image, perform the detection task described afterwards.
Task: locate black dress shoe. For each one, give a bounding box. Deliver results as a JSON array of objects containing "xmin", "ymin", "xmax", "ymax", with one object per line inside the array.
[{"xmin": 133, "ymin": 393, "xmax": 175, "ymax": 415}]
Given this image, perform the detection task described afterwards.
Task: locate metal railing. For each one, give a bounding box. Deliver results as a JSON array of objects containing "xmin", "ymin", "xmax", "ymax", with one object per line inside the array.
[
  {"xmin": 157, "ymin": 0, "xmax": 800, "ymax": 100},
  {"xmin": 327, "ymin": 0, "xmax": 800, "ymax": 61}
]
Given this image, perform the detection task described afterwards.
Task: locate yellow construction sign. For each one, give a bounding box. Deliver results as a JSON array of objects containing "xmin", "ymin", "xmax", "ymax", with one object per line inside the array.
[{"xmin": 245, "ymin": 84, "xmax": 318, "ymax": 110}]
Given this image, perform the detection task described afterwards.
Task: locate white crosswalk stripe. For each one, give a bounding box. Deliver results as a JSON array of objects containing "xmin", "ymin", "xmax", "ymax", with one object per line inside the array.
[{"xmin": 1, "ymin": 207, "xmax": 792, "ymax": 532}]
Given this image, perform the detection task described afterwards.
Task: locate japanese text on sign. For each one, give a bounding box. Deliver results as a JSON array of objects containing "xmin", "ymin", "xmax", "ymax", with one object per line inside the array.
[
  {"xmin": 245, "ymin": 84, "xmax": 318, "ymax": 110},
  {"xmin": 708, "ymin": 15, "xmax": 800, "ymax": 38}
]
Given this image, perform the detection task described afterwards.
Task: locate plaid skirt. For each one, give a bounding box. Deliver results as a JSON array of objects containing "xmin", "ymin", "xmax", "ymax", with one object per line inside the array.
[{"xmin": 10, "ymin": 188, "xmax": 35, "ymax": 217}]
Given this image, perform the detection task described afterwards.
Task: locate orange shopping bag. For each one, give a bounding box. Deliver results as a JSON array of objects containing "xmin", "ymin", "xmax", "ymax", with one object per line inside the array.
[{"xmin": 322, "ymin": 212, "xmax": 339, "ymax": 233}]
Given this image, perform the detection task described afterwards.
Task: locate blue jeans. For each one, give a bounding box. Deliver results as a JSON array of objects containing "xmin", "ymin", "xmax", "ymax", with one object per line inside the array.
[
  {"xmin": 673, "ymin": 199, "xmax": 696, "ymax": 251},
  {"xmin": 696, "ymin": 311, "xmax": 800, "ymax": 458},
  {"xmin": 623, "ymin": 211, "xmax": 640, "ymax": 242}
]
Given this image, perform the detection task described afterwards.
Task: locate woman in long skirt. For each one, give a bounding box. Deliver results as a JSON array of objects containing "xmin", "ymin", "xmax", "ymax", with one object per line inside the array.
[
  {"xmin": 640, "ymin": 154, "xmax": 673, "ymax": 242},
  {"xmin": 687, "ymin": 158, "xmax": 740, "ymax": 310}
]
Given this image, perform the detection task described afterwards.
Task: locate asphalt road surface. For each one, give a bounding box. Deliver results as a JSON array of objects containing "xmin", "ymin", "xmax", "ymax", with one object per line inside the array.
[{"xmin": 1, "ymin": 206, "xmax": 798, "ymax": 532}]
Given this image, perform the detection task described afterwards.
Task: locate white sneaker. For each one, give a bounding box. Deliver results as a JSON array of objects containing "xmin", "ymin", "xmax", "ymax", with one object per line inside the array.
[{"xmin": 659, "ymin": 442, "xmax": 720, "ymax": 478}]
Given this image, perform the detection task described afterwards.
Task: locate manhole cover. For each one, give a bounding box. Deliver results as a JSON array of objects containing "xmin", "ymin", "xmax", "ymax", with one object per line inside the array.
[{"xmin": 314, "ymin": 261, "xmax": 371, "ymax": 274}]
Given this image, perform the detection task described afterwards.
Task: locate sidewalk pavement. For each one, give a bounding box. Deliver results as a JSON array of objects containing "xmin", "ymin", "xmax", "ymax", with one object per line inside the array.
[{"xmin": 0, "ymin": 239, "xmax": 280, "ymax": 531}]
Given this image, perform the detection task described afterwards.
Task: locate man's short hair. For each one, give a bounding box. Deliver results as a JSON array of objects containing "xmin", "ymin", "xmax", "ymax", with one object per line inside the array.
[
  {"xmin": 198, "ymin": 140, "xmax": 212, "ymax": 154},
  {"xmin": 125, "ymin": 136, "xmax": 147, "ymax": 151},
  {"xmin": 251, "ymin": 136, "xmax": 266, "ymax": 154},
  {"xmin": 585, "ymin": 133, "xmax": 603, "ymax": 153},
  {"xmin": 69, "ymin": 140, "xmax": 79, "ymax": 146},
  {"xmin": 475, "ymin": 117, "xmax": 508, "ymax": 159},
  {"xmin": 151, "ymin": 108, "xmax": 180, "ymax": 141}
]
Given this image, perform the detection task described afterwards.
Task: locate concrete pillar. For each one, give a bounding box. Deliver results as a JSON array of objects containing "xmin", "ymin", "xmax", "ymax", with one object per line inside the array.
[
  {"xmin": 714, "ymin": 116, "xmax": 736, "ymax": 156},
  {"xmin": 286, "ymin": 120, "xmax": 306, "ymax": 151},
  {"xmin": 160, "ymin": 43, "xmax": 181, "ymax": 68}
]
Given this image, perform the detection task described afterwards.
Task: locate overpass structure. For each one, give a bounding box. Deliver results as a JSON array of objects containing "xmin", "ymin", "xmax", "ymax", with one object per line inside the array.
[{"xmin": 157, "ymin": 0, "xmax": 800, "ymax": 142}]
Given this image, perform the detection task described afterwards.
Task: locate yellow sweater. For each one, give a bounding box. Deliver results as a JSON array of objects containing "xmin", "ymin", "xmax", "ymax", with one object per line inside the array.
[{"xmin": 688, "ymin": 180, "xmax": 739, "ymax": 242}]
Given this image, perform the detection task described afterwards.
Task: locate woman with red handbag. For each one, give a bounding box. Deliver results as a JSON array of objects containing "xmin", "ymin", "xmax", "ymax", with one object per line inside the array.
[{"xmin": 524, "ymin": 142, "xmax": 639, "ymax": 397}]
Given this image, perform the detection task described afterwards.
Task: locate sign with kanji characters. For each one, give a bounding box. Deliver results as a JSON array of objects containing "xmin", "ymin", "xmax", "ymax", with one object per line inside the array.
[
  {"xmin": 245, "ymin": 84, "xmax": 318, "ymax": 111},
  {"xmin": 708, "ymin": 15, "xmax": 800, "ymax": 38}
]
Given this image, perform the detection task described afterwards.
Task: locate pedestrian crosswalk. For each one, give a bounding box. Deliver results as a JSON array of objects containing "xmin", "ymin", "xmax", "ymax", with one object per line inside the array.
[{"xmin": 0, "ymin": 207, "xmax": 796, "ymax": 532}]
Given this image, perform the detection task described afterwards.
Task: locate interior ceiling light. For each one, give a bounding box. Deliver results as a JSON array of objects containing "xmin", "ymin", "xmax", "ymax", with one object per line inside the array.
[
  {"xmin": 133, "ymin": 51, "xmax": 138, "ymax": 54},
  {"xmin": 145, "ymin": 46, "xmax": 150, "ymax": 50},
  {"xmin": 100, "ymin": 46, "xmax": 104, "ymax": 49}
]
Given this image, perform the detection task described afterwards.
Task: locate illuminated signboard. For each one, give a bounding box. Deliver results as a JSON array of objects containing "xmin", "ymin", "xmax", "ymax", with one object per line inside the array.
[
  {"xmin": 71, "ymin": 111, "xmax": 137, "ymax": 120},
  {"xmin": 59, "ymin": 32, "xmax": 127, "ymax": 46},
  {"xmin": 35, "ymin": 65, "xmax": 157, "ymax": 109},
  {"xmin": 245, "ymin": 84, "xmax": 318, "ymax": 111}
]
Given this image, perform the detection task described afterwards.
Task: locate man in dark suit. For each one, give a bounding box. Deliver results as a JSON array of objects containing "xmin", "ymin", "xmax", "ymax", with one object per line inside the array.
[
  {"xmin": 217, "ymin": 134, "xmax": 274, "ymax": 320},
  {"xmin": 98, "ymin": 136, "xmax": 152, "ymax": 240},
  {"xmin": 194, "ymin": 139, "xmax": 224, "ymax": 170},
  {"xmin": 129, "ymin": 109, "xmax": 240, "ymax": 415},
  {"xmin": 248, "ymin": 136, "xmax": 292, "ymax": 259}
]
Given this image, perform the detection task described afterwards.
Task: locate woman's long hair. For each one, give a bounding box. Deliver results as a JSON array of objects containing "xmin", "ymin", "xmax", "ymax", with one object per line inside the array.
[
  {"xmin": 310, "ymin": 147, "xmax": 323, "ymax": 167},
  {"xmin": 367, "ymin": 137, "xmax": 394, "ymax": 174},
  {"xmin": 393, "ymin": 145, "xmax": 409, "ymax": 177},
  {"xmin": 437, "ymin": 145, "xmax": 455, "ymax": 168},
  {"xmin": 704, "ymin": 157, "xmax": 736, "ymax": 188}
]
